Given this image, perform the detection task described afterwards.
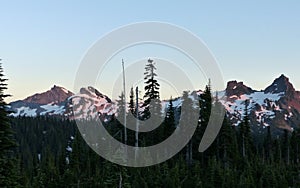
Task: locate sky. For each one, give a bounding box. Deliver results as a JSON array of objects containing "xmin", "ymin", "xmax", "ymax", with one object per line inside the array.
[{"xmin": 1, "ymin": 1, "xmax": 300, "ymax": 102}]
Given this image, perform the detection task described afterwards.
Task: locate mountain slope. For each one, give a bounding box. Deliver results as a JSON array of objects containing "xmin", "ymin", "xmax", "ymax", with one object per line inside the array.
[
  {"xmin": 65, "ymin": 86, "xmax": 116, "ymax": 121},
  {"xmin": 9, "ymin": 85, "xmax": 73, "ymax": 117},
  {"xmin": 219, "ymin": 74, "xmax": 300, "ymax": 134}
]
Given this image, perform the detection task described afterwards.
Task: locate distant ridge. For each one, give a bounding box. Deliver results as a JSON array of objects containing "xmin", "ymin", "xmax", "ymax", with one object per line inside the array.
[{"xmin": 8, "ymin": 74, "xmax": 300, "ymax": 135}]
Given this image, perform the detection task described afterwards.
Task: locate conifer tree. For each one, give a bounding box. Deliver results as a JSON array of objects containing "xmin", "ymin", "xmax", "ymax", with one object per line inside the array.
[
  {"xmin": 68, "ymin": 129, "xmax": 84, "ymax": 186},
  {"xmin": 128, "ymin": 87, "xmax": 135, "ymax": 114},
  {"xmin": 116, "ymin": 92, "xmax": 126, "ymax": 143},
  {"xmin": 0, "ymin": 62, "xmax": 20, "ymax": 187},
  {"xmin": 264, "ymin": 126, "xmax": 272, "ymax": 162},
  {"xmin": 164, "ymin": 97, "xmax": 176, "ymax": 138},
  {"xmin": 124, "ymin": 87, "xmax": 136, "ymax": 146},
  {"xmin": 179, "ymin": 91, "xmax": 198, "ymax": 166},
  {"xmin": 142, "ymin": 58, "xmax": 160, "ymax": 120},
  {"xmin": 198, "ymin": 81, "xmax": 212, "ymax": 129},
  {"xmin": 219, "ymin": 117, "xmax": 238, "ymax": 169},
  {"xmin": 116, "ymin": 92, "xmax": 126, "ymax": 123},
  {"xmin": 142, "ymin": 58, "xmax": 162, "ymax": 146},
  {"xmin": 239, "ymin": 99, "xmax": 254, "ymax": 159},
  {"xmin": 290, "ymin": 129, "xmax": 299, "ymax": 164},
  {"xmin": 282, "ymin": 129, "xmax": 290, "ymax": 165},
  {"xmin": 143, "ymin": 59, "xmax": 160, "ymax": 102},
  {"xmin": 195, "ymin": 82, "xmax": 212, "ymax": 163}
]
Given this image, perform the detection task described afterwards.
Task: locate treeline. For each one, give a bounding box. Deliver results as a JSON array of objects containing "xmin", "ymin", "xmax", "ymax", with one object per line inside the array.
[{"xmin": 7, "ymin": 85, "xmax": 300, "ymax": 187}]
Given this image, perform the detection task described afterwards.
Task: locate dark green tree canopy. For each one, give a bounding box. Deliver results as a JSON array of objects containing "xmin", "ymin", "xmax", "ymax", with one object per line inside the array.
[
  {"xmin": 0, "ymin": 62, "xmax": 20, "ymax": 187},
  {"xmin": 143, "ymin": 58, "xmax": 160, "ymax": 105}
]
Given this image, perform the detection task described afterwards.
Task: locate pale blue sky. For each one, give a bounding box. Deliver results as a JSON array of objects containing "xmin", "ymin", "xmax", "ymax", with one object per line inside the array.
[{"xmin": 1, "ymin": 1, "xmax": 300, "ymax": 102}]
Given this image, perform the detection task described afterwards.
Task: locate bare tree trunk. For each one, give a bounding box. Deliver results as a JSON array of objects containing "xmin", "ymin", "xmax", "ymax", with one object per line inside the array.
[
  {"xmin": 119, "ymin": 172, "xmax": 122, "ymax": 188},
  {"xmin": 135, "ymin": 87, "xmax": 139, "ymax": 161}
]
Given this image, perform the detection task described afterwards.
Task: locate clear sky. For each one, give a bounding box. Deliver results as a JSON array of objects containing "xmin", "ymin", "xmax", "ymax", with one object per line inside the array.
[{"xmin": 1, "ymin": 1, "xmax": 300, "ymax": 102}]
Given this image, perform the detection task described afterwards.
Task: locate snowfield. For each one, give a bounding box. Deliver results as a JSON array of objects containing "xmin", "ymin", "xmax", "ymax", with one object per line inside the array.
[{"xmin": 218, "ymin": 91, "xmax": 284, "ymax": 126}]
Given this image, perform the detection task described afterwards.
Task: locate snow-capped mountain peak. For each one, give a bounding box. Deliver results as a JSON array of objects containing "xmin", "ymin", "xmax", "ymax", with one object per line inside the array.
[{"xmin": 9, "ymin": 85, "xmax": 73, "ymax": 117}]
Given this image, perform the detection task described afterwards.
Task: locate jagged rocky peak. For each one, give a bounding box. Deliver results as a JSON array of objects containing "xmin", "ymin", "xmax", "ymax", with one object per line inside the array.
[
  {"xmin": 78, "ymin": 86, "xmax": 112, "ymax": 103},
  {"xmin": 264, "ymin": 74, "xmax": 295, "ymax": 94},
  {"xmin": 226, "ymin": 80, "xmax": 255, "ymax": 97},
  {"xmin": 69, "ymin": 86, "xmax": 115, "ymax": 120},
  {"xmin": 23, "ymin": 85, "xmax": 74, "ymax": 105}
]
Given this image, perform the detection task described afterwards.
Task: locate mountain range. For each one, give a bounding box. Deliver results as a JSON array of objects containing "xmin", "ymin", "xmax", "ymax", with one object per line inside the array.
[
  {"xmin": 219, "ymin": 74, "xmax": 300, "ymax": 135},
  {"xmin": 8, "ymin": 74, "xmax": 300, "ymax": 134}
]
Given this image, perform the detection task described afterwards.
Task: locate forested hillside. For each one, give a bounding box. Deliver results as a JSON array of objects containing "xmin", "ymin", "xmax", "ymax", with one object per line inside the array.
[{"xmin": 9, "ymin": 109, "xmax": 300, "ymax": 187}]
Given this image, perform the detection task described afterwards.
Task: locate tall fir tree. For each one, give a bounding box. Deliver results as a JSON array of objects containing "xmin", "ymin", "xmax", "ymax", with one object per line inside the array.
[
  {"xmin": 198, "ymin": 81, "xmax": 212, "ymax": 129},
  {"xmin": 179, "ymin": 91, "xmax": 198, "ymax": 166},
  {"xmin": 164, "ymin": 97, "xmax": 176, "ymax": 138},
  {"xmin": 219, "ymin": 116, "xmax": 239, "ymax": 169},
  {"xmin": 195, "ymin": 81, "xmax": 212, "ymax": 163},
  {"xmin": 142, "ymin": 58, "xmax": 160, "ymax": 120},
  {"xmin": 239, "ymin": 99, "xmax": 254, "ymax": 160},
  {"xmin": 142, "ymin": 58, "xmax": 162, "ymax": 146},
  {"xmin": 0, "ymin": 62, "xmax": 20, "ymax": 187},
  {"xmin": 143, "ymin": 59, "xmax": 160, "ymax": 102}
]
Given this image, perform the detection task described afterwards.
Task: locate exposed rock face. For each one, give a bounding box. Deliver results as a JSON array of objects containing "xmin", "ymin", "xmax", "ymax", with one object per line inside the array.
[
  {"xmin": 226, "ymin": 81, "xmax": 255, "ymax": 98},
  {"xmin": 23, "ymin": 85, "xmax": 74, "ymax": 105},
  {"xmin": 221, "ymin": 74, "xmax": 300, "ymax": 135},
  {"xmin": 264, "ymin": 74, "xmax": 296, "ymax": 95}
]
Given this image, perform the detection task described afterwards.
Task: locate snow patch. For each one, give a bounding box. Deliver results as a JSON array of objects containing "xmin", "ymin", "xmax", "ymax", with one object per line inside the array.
[
  {"xmin": 219, "ymin": 91, "xmax": 284, "ymax": 125},
  {"xmin": 66, "ymin": 146, "xmax": 72, "ymax": 152},
  {"xmin": 66, "ymin": 157, "xmax": 69, "ymax": 165},
  {"xmin": 10, "ymin": 106, "xmax": 37, "ymax": 117},
  {"xmin": 40, "ymin": 103, "xmax": 65, "ymax": 115},
  {"xmin": 71, "ymin": 88, "xmax": 117, "ymax": 120}
]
